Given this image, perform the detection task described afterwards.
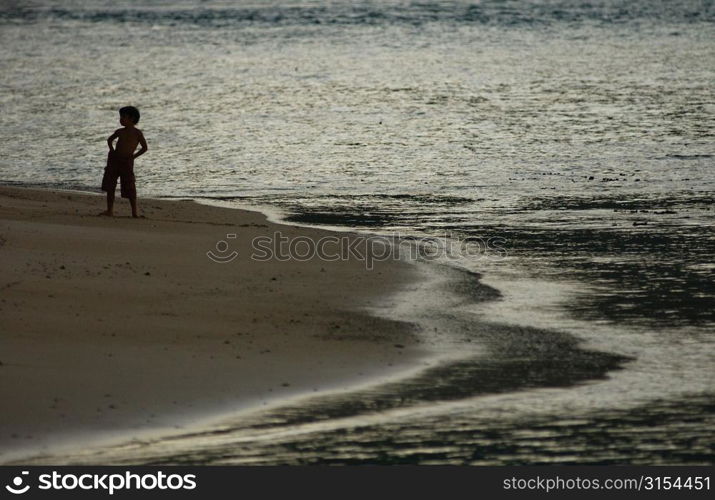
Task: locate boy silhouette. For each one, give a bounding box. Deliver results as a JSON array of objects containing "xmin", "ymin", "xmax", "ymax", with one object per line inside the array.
[{"xmin": 100, "ymin": 106, "xmax": 148, "ymax": 217}]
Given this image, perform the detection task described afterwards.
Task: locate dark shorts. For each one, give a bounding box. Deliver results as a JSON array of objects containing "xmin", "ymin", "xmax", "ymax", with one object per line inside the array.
[{"xmin": 101, "ymin": 151, "xmax": 136, "ymax": 199}]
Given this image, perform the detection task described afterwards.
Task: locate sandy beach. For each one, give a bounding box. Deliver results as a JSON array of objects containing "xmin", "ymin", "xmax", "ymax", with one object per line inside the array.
[{"xmin": 0, "ymin": 186, "xmax": 426, "ymax": 463}]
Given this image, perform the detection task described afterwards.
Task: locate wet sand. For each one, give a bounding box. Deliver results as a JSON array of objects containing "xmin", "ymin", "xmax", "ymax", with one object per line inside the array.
[{"xmin": 0, "ymin": 186, "xmax": 426, "ymax": 463}]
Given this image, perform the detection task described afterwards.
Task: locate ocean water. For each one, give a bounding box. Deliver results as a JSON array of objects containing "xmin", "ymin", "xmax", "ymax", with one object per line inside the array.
[{"xmin": 1, "ymin": 0, "xmax": 714, "ymax": 464}]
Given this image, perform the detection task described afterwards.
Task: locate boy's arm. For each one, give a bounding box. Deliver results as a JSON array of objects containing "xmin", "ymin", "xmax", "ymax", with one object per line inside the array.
[
  {"xmin": 133, "ymin": 130, "xmax": 148, "ymax": 159},
  {"xmin": 107, "ymin": 130, "xmax": 119, "ymax": 151}
]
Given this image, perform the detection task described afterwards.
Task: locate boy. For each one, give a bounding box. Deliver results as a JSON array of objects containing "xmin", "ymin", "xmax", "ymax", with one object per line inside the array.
[{"xmin": 100, "ymin": 106, "xmax": 148, "ymax": 217}]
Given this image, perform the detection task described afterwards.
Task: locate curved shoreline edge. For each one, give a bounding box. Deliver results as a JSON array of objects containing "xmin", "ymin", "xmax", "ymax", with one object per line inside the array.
[
  {"xmin": 0, "ymin": 185, "xmax": 632, "ymax": 465},
  {"xmin": 0, "ymin": 185, "xmax": 437, "ymax": 464}
]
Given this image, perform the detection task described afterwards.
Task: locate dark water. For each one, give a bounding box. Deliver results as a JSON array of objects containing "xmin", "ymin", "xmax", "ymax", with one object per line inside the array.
[
  {"xmin": 3, "ymin": 0, "xmax": 714, "ymax": 25},
  {"xmin": 94, "ymin": 394, "xmax": 715, "ymax": 465},
  {"xmin": 1, "ymin": 1, "xmax": 713, "ymax": 464}
]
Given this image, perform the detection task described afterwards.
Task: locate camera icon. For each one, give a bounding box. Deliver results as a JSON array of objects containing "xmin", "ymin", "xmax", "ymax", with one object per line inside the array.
[
  {"xmin": 207, "ymin": 233, "xmax": 239, "ymax": 263},
  {"xmin": 5, "ymin": 471, "xmax": 30, "ymax": 495}
]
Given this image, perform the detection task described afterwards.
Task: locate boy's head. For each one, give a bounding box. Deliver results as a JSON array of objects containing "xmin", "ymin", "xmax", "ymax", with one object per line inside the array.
[{"xmin": 119, "ymin": 106, "xmax": 140, "ymax": 125}]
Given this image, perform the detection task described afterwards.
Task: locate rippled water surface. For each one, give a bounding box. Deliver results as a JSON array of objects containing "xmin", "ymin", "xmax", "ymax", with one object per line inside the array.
[{"xmin": 1, "ymin": 0, "xmax": 713, "ymax": 464}]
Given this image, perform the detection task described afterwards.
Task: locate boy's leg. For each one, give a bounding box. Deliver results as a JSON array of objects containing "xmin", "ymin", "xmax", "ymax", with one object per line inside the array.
[
  {"xmin": 100, "ymin": 156, "xmax": 117, "ymax": 216},
  {"xmin": 107, "ymin": 191, "xmax": 115, "ymax": 214},
  {"xmin": 99, "ymin": 190, "xmax": 114, "ymax": 216},
  {"xmin": 129, "ymin": 196, "xmax": 138, "ymax": 218}
]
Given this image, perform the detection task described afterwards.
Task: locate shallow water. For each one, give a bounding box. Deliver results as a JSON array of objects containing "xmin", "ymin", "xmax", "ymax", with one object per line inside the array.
[
  {"xmin": 1, "ymin": 0, "xmax": 713, "ymax": 464},
  {"xmin": 39, "ymin": 393, "xmax": 715, "ymax": 465}
]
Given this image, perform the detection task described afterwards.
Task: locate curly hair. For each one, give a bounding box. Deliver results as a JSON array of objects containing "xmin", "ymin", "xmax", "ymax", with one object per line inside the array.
[{"xmin": 119, "ymin": 106, "xmax": 140, "ymax": 124}]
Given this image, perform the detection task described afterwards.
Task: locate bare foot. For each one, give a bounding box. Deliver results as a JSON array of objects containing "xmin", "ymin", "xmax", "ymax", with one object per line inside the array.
[{"xmin": 98, "ymin": 211, "xmax": 113, "ymax": 217}]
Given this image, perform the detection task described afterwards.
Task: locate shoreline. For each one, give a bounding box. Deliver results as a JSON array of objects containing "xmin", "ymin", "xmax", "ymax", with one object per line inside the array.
[
  {"xmin": 0, "ymin": 184, "xmax": 640, "ymax": 465},
  {"xmin": 0, "ymin": 185, "xmax": 433, "ymax": 463}
]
